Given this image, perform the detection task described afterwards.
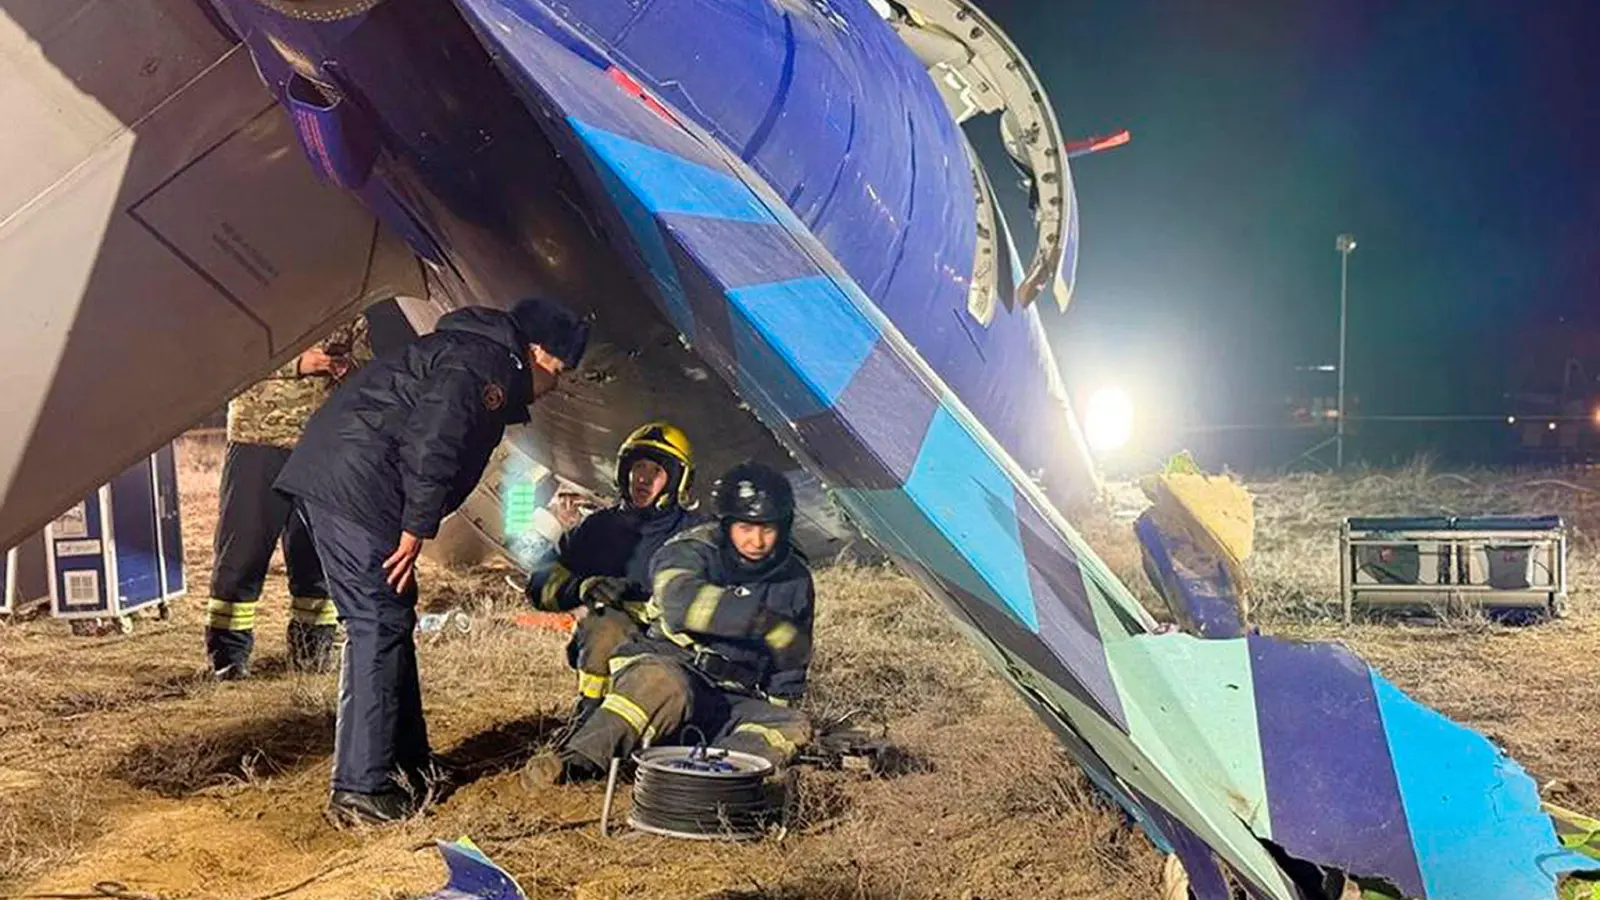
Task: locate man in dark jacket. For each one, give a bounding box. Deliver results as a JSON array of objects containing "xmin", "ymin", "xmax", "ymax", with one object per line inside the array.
[
  {"xmin": 532, "ymin": 461, "xmax": 815, "ymax": 783},
  {"xmin": 526, "ymin": 422, "xmax": 707, "ymax": 730},
  {"xmin": 275, "ymin": 298, "xmax": 588, "ymax": 827}
]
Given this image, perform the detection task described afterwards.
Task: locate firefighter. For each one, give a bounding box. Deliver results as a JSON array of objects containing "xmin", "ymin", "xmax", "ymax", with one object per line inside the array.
[
  {"xmin": 525, "ymin": 422, "xmax": 706, "ymax": 730},
  {"xmin": 533, "ymin": 461, "xmax": 815, "ymax": 783},
  {"xmin": 274, "ymin": 298, "xmax": 589, "ymax": 827},
  {"xmin": 206, "ymin": 313, "xmax": 371, "ymax": 680}
]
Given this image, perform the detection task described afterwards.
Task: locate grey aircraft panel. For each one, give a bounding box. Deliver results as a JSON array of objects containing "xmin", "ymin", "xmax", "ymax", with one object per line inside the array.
[{"xmin": 0, "ymin": 2, "xmax": 424, "ymax": 549}]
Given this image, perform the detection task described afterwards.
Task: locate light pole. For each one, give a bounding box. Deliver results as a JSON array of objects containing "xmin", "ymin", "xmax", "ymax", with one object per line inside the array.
[{"xmin": 1335, "ymin": 233, "xmax": 1357, "ymax": 468}]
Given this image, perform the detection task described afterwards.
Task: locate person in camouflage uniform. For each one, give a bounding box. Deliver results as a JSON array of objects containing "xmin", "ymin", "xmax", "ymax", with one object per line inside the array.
[{"xmin": 207, "ymin": 313, "xmax": 373, "ymax": 679}]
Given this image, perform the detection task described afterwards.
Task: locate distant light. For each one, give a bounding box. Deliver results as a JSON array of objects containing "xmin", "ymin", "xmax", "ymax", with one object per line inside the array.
[
  {"xmin": 1507, "ymin": 416, "xmax": 1517, "ymax": 425},
  {"xmin": 1592, "ymin": 408, "xmax": 1600, "ymax": 427},
  {"xmin": 1084, "ymin": 388, "xmax": 1134, "ymax": 454},
  {"xmin": 1549, "ymin": 422, "xmax": 1559, "ymax": 431}
]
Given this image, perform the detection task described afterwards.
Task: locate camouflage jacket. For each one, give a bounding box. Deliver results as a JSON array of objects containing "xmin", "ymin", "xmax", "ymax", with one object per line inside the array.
[{"xmin": 227, "ymin": 314, "xmax": 373, "ymax": 449}]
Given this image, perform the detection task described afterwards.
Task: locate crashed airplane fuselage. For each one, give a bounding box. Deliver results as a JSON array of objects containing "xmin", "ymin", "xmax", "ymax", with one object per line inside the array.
[{"xmin": 0, "ymin": 0, "xmax": 1596, "ymax": 896}]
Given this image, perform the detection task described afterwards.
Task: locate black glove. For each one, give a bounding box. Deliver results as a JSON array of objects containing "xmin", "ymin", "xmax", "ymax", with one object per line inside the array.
[{"xmin": 578, "ymin": 575, "xmax": 630, "ymax": 608}]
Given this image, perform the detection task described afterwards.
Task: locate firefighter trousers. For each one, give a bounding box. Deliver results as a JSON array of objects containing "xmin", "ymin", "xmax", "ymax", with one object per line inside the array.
[
  {"xmin": 562, "ymin": 653, "xmax": 811, "ymax": 771},
  {"xmin": 302, "ymin": 502, "xmax": 430, "ymax": 796},
  {"xmin": 565, "ymin": 607, "xmax": 642, "ymax": 702},
  {"xmin": 208, "ymin": 443, "xmax": 334, "ymax": 634}
]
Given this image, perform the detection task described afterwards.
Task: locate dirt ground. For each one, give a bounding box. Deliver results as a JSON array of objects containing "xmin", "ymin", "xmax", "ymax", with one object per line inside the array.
[{"xmin": 2, "ymin": 442, "xmax": 1598, "ymax": 899}]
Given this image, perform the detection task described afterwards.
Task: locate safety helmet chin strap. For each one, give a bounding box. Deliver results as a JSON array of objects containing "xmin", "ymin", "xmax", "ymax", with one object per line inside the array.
[{"xmin": 619, "ymin": 448, "xmax": 688, "ymax": 511}]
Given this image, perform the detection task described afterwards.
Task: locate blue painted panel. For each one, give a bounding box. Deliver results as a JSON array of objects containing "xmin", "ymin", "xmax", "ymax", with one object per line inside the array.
[
  {"xmin": 51, "ymin": 491, "xmax": 111, "ymax": 617},
  {"xmin": 1135, "ymin": 512, "xmax": 1247, "ymax": 640},
  {"xmin": 581, "ymin": 142, "xmax": 697, "ymax": 339},
  {"xmin": 556, "ymin": 0, "xmax": 644, "ymax": 44},
  {"xmin": 1372, "ymin": 674, "xmax": 1595, "ymax": 898},
  {"xmin": 742, "ymin": 12, "xmax": 857, "ymax": 225},
  {"xmin": 109, "ymin": 456, "xmax": 162, "ymax": 613},
  {"xmin": 903, "ymin": 407, "xmax": 1037, "ymax": 629},
  {"xmin": 658, "ymin": 214, "xmax": 822, "ymax": 289},
  {"xmin": 570, "ymin": 122, "xmax": 775, "ymax": 223},
  {"xmin": 726, "ymin": 275, "xmax": 879, "ymax": 408},
  {"xmin": 613, "ymin": 0, "xmax": 788, "ymax": 151},
  {"xmin": 1250, "ymin": 637, "xmax": 1424, "ymax": 897}
]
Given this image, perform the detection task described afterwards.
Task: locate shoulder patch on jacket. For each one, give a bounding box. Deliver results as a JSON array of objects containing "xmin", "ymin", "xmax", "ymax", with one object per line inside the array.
[{"xmin": 483, "ymin": 382, "xmax": 505, "ymax": 411}]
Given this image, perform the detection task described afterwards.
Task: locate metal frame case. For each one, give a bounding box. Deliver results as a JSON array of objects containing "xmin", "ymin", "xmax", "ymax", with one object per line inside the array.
[
  {"xmin": 1, "ymin": 546, "xmax": 12, "ymax": 615},
  {"xmin": 46, "ymin": 445, "xmax": 186, "ymax": 620},
  {"xmin": 1340, "ymin": 516, "xmax": 1568, "ymax": 622}
]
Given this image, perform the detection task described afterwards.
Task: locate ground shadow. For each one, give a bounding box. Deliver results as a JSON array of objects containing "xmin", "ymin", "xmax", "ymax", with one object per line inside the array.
[
  {"xmin": 42, "ymin": 656, "xmax": 307, "ymax": 720},
  {"xmin": 435, "ymin": 714, "xmax": 565, "ymax": 791},
  {"xmin": 111, "ymin": 709, "xmax": 335, "ymax": 798}
]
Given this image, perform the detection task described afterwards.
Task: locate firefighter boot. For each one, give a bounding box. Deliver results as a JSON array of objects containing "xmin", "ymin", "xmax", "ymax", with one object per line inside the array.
[
  {"xmin": 286, "ymin": 620, "xmax": 337, "ymax": 674},
  {"xmin": 204, "ymin": 627, "xmax": 254, "ymax": 681},
  {"xmin": 326, "ymin": 789, "xmax": 416, "ymax": 828}
]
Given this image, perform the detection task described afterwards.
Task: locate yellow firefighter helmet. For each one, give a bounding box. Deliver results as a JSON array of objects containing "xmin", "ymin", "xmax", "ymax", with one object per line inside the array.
[{"xmin": 616, "ymin": 421, "xmax": 695, "ymax": 509}]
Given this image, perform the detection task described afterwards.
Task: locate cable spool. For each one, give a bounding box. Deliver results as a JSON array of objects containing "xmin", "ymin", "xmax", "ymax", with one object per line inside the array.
[{"xmin": 626, "ymin": 745, "xmax": 775, "ymax": 841}]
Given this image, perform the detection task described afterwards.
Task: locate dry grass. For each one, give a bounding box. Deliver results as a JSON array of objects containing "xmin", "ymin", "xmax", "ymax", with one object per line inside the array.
[{"xmin": 1, "ymin": 442, "xmax": 1598, "ymax": 899}]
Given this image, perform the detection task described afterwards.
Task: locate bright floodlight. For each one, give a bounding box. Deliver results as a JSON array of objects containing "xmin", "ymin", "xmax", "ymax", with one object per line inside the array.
[{"xmin": 1084, "ymin": 387, "xmax": 1134, "ymax": 454}]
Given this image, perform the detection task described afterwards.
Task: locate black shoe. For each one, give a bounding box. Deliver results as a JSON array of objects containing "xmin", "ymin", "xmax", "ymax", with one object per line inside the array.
[
  {"xmin": 521, "ymin": 750, "xmax": 605, "ymax": 788},
  {"xmin": 325, "ymin": 789, "xmax": 416, "ymax": 828},
  {"xmin": 286, "ymin": 621, "xmax": 336, "ymax": 673},
  {"xmin": 205, "ymin": 627, "xmax": 254, "ymax": 680}
]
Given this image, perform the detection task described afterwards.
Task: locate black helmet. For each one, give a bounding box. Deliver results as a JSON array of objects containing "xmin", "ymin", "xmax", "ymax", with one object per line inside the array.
[{"xmin": 711, "ymin": 461, "xmax": 795, "ymax": 528}]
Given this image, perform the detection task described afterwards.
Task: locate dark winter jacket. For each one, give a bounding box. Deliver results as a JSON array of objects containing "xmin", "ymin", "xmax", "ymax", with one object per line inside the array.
[
  {"xmin": 274, "ymin": 307, "xmax": 535, "ymax": 538},
  {"xmin": 526, "ymin": 504, "xmax": 707, "ymax": 622},
  {"xmin": 642, "ymin": 523, "xmax": 815, "ymax": 702}
]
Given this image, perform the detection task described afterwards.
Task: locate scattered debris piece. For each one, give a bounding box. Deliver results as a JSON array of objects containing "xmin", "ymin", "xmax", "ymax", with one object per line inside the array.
[{"xmin": 419, "ymin": 837, "xmax": 526, "ymax": 900}]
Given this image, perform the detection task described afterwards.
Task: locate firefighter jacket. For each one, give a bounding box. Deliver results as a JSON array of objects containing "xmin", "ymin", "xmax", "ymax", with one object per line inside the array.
[
  {"xmin": 527, "ymin": 504, "xmax": 707, "ymax": 623},
  {"xmin": 643, "ymin": 522, "xmax": 815, "ymax": 703},
  {"xmin": 274, "ymin": 307, "xmax": 535, "ymax": 539},
  {"xmin": 227, "ymin": 314, "xmax": 372, "ymax": 448}
]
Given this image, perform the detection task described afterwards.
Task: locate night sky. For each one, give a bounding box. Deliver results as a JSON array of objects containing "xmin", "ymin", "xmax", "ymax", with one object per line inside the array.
[{"xmin": 971, "ymin": 0, "xmax": 1600, "ymax": 461}]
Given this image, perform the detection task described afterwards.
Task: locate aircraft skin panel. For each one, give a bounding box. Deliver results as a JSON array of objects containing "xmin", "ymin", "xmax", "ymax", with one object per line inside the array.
[
  {"xmin": 481, "ymin": 0, "xmax": 1098, "ymax": 511},
  {"xmin": 0, "ymin": 6, "xmax": 413, "ymax": 549},
  {"xmin": 1250, "ymin": 636, "xmax": 1423, "ymax": 891},
  {"xmin": 0, "ymin": 0, "xmax": 233, "ymax": 218},
  {"xmin": 1108, "ymin": 634, "xmax": 1274, "ymax": 837},
  {"xmin": 451, "ymin": 8, "xmax": 1596, "ymax": 896},
  {"xmin": 1368, "ymin": 674, "xmax": 1595, "ymax": 896}
]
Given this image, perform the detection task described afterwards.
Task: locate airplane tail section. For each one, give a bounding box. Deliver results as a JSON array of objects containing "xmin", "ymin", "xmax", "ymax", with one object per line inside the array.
[{"xmin": 451, "ymin": 4, "xmax": 1600, "ymax": 897}]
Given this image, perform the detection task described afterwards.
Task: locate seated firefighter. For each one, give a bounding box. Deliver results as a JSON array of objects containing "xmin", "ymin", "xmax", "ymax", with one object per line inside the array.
[
  {"xmin": 534, "ymin": 461, "xmax": 816, "ymax": 782},
  {"xmin": 525, "ymin": 422, "xmax": 705, "ymax": 726}
]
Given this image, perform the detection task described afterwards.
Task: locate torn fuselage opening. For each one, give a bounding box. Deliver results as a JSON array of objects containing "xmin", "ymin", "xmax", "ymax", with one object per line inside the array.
[{"xmin": 874, "ymin": 0, "xmax": 1072, "ymax": 311}]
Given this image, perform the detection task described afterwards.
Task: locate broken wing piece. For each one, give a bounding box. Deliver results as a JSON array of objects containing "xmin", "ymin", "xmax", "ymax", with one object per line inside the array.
[
  {"xmin": 420, "ymin": 837, "xmax": 527, "ymax": 900},
  {"xmin": 1135, "ymin": 462, "xmax": 1254, "ymax": 637},
  {"xmin": 1135, "ymin": 510, "xmax": 1248, "ymax": 639}
]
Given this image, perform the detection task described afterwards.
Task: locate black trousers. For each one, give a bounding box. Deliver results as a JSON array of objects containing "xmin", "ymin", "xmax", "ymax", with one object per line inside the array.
[
  {"xmin": 210, "ymin": 443, "xmax": 328, "ymax": 632},
  {"xmin": 302, "ymin": 502, "xmax": 429, "ymax": 795}
]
